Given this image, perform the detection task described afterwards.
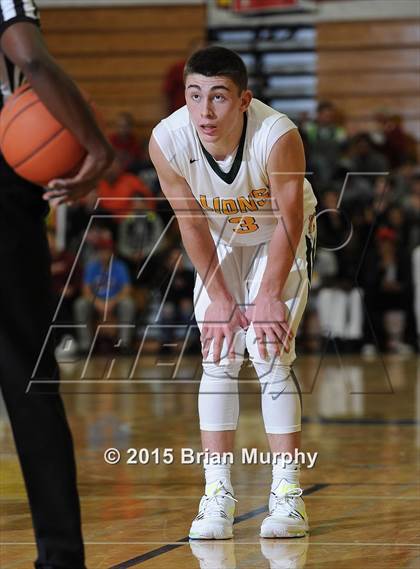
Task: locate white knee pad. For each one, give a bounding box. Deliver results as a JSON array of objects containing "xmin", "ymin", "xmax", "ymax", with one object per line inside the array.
[
  {"xmin": 246, "ymin": 322, "xmax": 297, "ymax": 365},
  {"xmin": 253, "ymin": 362, "xmax": 302, "ymax": 434},
  {"xmin": 199, "ymin": 361, "xmax": 242, "ymax": 431}
]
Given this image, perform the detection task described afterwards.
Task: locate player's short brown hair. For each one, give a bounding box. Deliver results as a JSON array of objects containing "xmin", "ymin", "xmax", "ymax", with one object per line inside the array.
[{"xmin": 184, "ymin": 46, "xmax": 248, "ymax": 93}]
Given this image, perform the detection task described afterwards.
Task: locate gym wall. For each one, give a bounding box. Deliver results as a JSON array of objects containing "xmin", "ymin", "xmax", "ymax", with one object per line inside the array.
[{"xmin": 39, "ymin": 3, "xmax": 206, "ymax": 141}]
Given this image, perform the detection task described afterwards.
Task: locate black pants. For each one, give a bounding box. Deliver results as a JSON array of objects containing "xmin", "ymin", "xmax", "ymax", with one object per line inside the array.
[{"xmin": 0, "ymin": 158, "xmax": 85, "ymax": 569}]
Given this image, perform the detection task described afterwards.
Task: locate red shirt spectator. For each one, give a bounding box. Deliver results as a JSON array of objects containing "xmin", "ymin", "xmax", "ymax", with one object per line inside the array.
[
  {"xmin": 97, "ymin": 157, "xmax": 155, "ymax": 216},
  {"xmin": 163, "ymin": 60, "xmax": 186, "ymax": 114},
  {"xmin": 109, "ymin": 112, "xmax": 144, "ymax": 171}
]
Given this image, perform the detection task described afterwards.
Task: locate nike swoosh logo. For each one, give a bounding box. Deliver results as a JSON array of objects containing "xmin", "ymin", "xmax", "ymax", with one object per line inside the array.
[{"xmin": 189, "ymin": 158, "xmax": 199, "ymax": 164}]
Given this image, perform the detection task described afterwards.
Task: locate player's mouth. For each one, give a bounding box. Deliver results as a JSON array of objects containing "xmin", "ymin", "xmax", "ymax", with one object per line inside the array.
[{"xmin": 200, "ymin": 124, "xmax": 217, "ymax": 136}]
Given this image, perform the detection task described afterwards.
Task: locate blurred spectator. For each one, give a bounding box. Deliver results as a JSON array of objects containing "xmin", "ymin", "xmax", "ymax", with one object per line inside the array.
[
  {"xmin": 343, "ymin": 133, "xmax": 389, "ymax": 180},
  {"xmin": 316, "ymin": 191, "xmax": 363, "ymax": 349},
  {"xmin": 316, "ymin": 190, "xmax": 349, "ymax": 254},
  {"xmin": 158, "ymin": 247, "xmax": 195, "ymax": 309},
  {"xmin": 370, "ymin": 176, "xmax": 393, "ymax": 219},
  {"xmin": 97, "ymin": 154, "xmax": 155, "ymax": 218},
  {"xmin": 135, "ymin": 142, "xmax": 161, "ymax": 195},
  {"xmin": 66, "ymin": 188, "xmax": 118, "ymax": 254},
  {"xmin": 109, "ymin": 112, "xmax": 145, "ymax": 173},
  {"xmin": 74, "ymin": 234, "xmax": 136, "ymax": 352},
  {"xmin": 361, "ymin": 226, "xmax": 413, "ymax": 354},
  {"xmin": 373, "ymin": 111, "xmax": 417, "ymax": 169},
  {"xmin": 153, "ymin": 248, "xmax": 198, "ymax": 353},
  {"xmin": 163, "ymin": 59, "xmax": 185, "ymax": 115},
  {"xmin": 163, "ymin": 38, "xmax": 205, "ymax": 114},
  {"xmin": 384, "ymin": 204, "xmax": 409, "ymax": 247},
  {"xmin": 317, "ymin": 287, "xmax": 363, "ymax": 349},
  {"xmin": 385, "ymin": 202, "xmax": 420, "ymax": 348},
  {"xmin": 330, "ymin": 166, "xmax": 372, "ymax": 209},
  {"xmin": 118, "ymin": 200, "xmax": 165, "ymax": 270},
  {"xmin": 302, "ymin": 101, "xmax": 347, "ymax": 187},
  {"xmin": 403, "ymin": 173, "xmax": 420, "ymax": 252},
  {"xmin": 118, "ymin": 199, "xmax": 166, "ymax": 313},
  {"xmin": 393, "ymin": 158, "xmax": 418, "ymax": 202},
  {"xmin": 413, "ymin": 245, "xmax": 420, "ymax": 350},
  {"xmin": 47, "ymin": 227, "xmax": 81, "ymax": 342}
]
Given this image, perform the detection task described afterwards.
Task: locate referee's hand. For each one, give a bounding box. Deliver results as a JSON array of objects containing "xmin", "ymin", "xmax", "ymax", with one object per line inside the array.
[{"xmin": 43, "ymin": 144, "xmax": 114, "ymax": 205}]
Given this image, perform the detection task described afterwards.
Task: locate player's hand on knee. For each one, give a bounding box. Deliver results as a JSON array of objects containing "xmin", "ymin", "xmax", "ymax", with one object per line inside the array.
[
  {"xmin": 202, "ymin": 326, "xmax": 236, "ymax": 364},
  {"xmin": 202, "ymin": 300, "xmax": 247, "ymax": 364},
  {"xmin": 245, "ymin": 297, "xmax": 293, "ymax": 359}
]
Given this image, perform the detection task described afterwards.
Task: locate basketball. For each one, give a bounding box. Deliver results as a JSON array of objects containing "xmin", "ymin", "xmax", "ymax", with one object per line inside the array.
[{"xmin": 0, "ymin": 83, "xmax": 87, "ymax": 185}]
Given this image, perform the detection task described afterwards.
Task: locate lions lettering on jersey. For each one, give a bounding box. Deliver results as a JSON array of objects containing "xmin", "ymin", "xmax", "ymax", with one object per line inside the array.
[{"xmin": 199, "ymin": 188, "xmax": 270, "ymax": 234}]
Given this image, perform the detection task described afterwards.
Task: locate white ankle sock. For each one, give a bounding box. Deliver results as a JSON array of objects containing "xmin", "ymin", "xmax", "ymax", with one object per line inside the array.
[
  {"xmin": 204, "ymin": 463, "xmax": 233, "ymax": 494},
  {"xmin": 271, "ymin": 462, "xmax": 300, "ymax": 490}
]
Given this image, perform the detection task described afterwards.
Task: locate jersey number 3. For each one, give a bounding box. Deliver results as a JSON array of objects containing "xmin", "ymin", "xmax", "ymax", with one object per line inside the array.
[{"xmin": 229, "ymin": 216, "xmax": 259, "ymax": 233}]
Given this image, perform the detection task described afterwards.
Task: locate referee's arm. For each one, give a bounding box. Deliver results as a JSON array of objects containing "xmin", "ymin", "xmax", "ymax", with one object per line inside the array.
[{"xmin": 0, "ymin": 10, "xmax": 113, "ymax": 196}]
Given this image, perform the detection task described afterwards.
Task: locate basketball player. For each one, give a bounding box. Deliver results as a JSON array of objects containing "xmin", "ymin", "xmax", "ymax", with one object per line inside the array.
[
  {"xmin": 0, "ymin": 1, "xmax": 113, "ymax": 568},
  {"xmin": 150, "ymin": 46, "xmax": 317, "ymax": 540}
]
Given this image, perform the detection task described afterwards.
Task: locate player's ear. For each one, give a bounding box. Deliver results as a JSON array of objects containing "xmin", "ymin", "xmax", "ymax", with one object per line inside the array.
[{"xmin": 240, "ymin": 90, "xmax": 253, "ymax": 112}]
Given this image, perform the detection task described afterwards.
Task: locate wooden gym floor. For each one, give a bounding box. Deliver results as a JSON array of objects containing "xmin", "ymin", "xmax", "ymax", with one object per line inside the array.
[{"xmin": 1, "ymin": 353, "xmax": 419, "ymax": 568}]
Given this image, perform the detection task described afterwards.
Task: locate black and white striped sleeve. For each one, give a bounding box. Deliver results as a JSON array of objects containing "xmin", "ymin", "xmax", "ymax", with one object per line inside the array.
[{"xmin": 0, "ymin": 0, "xmax": 40, "ymax": 37}]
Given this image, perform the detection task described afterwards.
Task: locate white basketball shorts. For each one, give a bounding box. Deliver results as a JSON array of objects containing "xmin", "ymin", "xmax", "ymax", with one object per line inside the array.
[{"xmin": 193, "ymin": 213, "xmax": 316, "ymax": 366}]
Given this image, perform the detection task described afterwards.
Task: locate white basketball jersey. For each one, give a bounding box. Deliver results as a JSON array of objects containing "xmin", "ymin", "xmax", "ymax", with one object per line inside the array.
[{"xmin": 153, "ymin": 98, "xmax": 317, "ymax": 246}]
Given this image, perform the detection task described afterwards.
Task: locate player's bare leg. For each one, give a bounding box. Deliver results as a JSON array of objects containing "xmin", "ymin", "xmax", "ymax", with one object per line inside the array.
[
  {"xmin": 267, "ymin": 431, "xmax": 300, "ymax": 455},
  {"xmin": 201, "ymin": 429, "xmax": 235, "ymax": 455}
]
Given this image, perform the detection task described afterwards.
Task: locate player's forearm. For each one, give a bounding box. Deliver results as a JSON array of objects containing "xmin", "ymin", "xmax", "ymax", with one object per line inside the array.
[
  {"xmin": 23, "ymin": 57, "xmax": 112, "ymax": 160},
  {"xmin": 178, "ymin": 221, "xmax": 232, "ymax": 302},
  {"xmin": 257, "ymin": 214, "xmax": 303, "ymax": 300}
]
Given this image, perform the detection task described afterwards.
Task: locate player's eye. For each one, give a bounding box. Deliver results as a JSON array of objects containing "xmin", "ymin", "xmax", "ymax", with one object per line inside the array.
[
  {"xmin": 191, "ymin": 93, "xmax": 201, "ymax": 101},
  {"xmin": 214, "ymin": 95, "xmax": 225, "ymax": 102}
]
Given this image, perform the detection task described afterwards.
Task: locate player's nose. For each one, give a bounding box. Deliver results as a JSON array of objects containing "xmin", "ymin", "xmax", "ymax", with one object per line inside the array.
[{"xmin": 200, "ymin": 100, "xmax": 214, "ymax": 118}]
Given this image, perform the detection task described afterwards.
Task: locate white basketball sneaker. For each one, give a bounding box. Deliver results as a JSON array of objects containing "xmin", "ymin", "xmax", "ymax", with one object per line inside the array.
[
  {"xmin": 189, "ymin": 481, "xmax": 237, "ymax": 540},
  {"xmin": 190, "ymin": 541, "xmax": 236, "ymax": 569},
  {"xmin": 260, "ymin": 480, "xmax": 309, "ymax": 538}
]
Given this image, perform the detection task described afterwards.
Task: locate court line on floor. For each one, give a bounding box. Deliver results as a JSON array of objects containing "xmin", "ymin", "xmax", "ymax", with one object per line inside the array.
[
  {"xmin": 108, "ymin": 483, "xmax": 328, "ymax": 569},
  {"xmin": 3, "ymin": 541, "xmax": 420, "ymax": 547}
]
